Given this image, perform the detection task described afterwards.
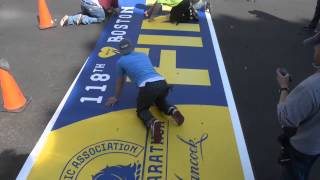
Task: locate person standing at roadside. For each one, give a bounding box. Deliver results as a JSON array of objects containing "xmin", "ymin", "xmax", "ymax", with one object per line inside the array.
[{"xmin": 276, "ymin": 33, "xmax": 320, "ymax": 180}]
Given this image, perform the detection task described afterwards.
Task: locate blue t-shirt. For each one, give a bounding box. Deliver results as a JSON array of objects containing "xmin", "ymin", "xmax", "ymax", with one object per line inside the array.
[{"xmin": 117, "ymin": 52, "xmax": 163, "ymax": 87}]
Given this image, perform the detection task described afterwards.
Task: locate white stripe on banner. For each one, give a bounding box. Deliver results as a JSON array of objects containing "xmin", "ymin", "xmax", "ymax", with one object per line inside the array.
[
  {"xmin": 205, "ymin": 12, "xmax": 255, "ymax": 180},
  {"xmin": 16, "ymin": 58, "xmax": 90, "ymax": 180}
]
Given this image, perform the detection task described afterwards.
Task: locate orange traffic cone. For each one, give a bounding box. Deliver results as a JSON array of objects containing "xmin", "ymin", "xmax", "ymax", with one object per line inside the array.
[
  {"xmin": 38, "ymin": 0, "xmax": 56, "ymax": 29},
  {"xmin": 0, "ymin": 58, "xmax": 31, "ymax": 112}
]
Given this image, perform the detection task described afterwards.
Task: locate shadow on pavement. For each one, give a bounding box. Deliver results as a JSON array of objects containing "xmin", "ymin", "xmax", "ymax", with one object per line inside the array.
[
  {"xmin": 0, "ymin": 150, "xmax": 28, "ymax": 180},
  {"xmin": 213, "ymin": 10, "xmax": 319, "ymax": 180}
]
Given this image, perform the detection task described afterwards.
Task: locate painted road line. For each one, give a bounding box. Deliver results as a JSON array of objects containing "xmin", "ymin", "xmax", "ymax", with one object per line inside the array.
[
  {"xmin": 137, "ymin": 34, "xmax": 203, "ymax": 47},
  {"xmin": 142, "ymin": 16, "xmax": 201, "ymax": 32},
  {"xmin": 205, "ymin": 11, "xmax": 255, "ymax": 180},
  {"xmin": 156, "ymin": 50, "xmax": 211, "ymax": 86},
  {"xmin": 135, "ymin": 47, "xmax": 150, "ymax": 55}
]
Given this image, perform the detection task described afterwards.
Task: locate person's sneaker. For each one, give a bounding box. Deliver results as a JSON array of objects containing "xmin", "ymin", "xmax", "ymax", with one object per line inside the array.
[
  {"xmin": 60, "ymin": 15, "xmax": 68, "ymax": 27},
  {"xmin": 171, "ymin": 109, "xmax": 184, "ymax": 126},
  {"xmin": 144, "ymin": 11, "xmax": 149, "ymax": 18},
  {"xmin": 76, "ymin": 14, "xmax": 83, "ymax": 25},
  {"xmin": 150, "ymin": 120, "xmax": 162, "ymax": 144}
]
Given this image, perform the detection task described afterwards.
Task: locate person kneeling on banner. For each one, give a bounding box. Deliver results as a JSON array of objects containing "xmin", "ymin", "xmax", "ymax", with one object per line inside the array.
[
  {"xmin": 144, "ymin": 0, "xmax": 200, "ymax": 24},
  {"xmin": 276, "ymin": 33, "xmax": 320, "ymax": 180},
  {"xmin": 105, "ymin": 38, "xmax": 185, "ymax": 144},
  {"xmin": 60, "ymin": 0, "xmax": 120, "ymax": 26}
]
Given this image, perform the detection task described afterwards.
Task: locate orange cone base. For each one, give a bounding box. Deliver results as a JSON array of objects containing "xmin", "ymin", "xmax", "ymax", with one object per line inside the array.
[
  {"xmin": 0, "ymin": 96, "xmax": 31, "ymax": 113},
  {"xmin": 39, "ymin": 22, "xmax": 57, "ymax": 30}
]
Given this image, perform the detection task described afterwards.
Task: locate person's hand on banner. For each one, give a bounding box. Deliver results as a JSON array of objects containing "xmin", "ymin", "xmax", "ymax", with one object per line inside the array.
[{"xmin": 106, "ymin": 96, "xmax": 118, "ymax": 107}]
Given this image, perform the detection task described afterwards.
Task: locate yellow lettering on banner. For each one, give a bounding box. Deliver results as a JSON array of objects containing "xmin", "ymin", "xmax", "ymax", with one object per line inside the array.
[
  {"xmin": 156, "ymin": 50, "xmax": 211, "ymax": 86},
  {"xmin": 138, "ymin": 35, "xmax": 203, "ymax": 47},
  {"xmin": 143, "ymin": 120, "xmax": 168, "ymax": 179},
  {"xmin": 142, "ymin": 16, "xmax": 200, "ymax": 32}
]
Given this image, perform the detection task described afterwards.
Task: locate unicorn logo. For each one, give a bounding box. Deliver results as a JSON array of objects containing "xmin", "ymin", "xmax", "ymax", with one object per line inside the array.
[{"xmin": 92, "ymin": 163, "xmax": 141, "ymax": 180}]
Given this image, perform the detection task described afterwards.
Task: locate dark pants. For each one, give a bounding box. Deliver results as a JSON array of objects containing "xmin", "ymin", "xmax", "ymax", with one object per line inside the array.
[
  {"xmin": 136, "ymin": 80, "xmax": 174, "ymax": 127},
  {"xmin": 169, "ymin": 0, "xmax": 191, "ymax": 23},
  {"xmin": 310, "ymin": 0, "xmax": 320, "ymax": 28},
  {"xmin": 280, "ymin": 143, "xmax": 319, "ymax": 180}
]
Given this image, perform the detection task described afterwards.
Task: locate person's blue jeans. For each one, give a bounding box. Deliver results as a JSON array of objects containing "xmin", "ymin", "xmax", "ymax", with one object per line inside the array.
[
  {"xmin": 281, "ymin": 143, "xmax": 319, "ymax": 180},
  {"xmin": 68, "ymin": 0, "xmax": 105, "ymax": 25}
]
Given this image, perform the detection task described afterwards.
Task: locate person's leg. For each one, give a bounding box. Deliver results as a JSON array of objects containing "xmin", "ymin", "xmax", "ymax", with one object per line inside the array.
[
  {"xmin": 79, "ymin": 0, "xmax": 105, "ymax": 25},
  {"xmin": 137, "ymin": 86, "xmax": 162, "ymax": 143},
  {"xmin": 61, "ymin": 14, "xmax": 82, "ymax": 26},
  {"xmin": 154, "ymin": 81, "xmax": 184, "ymax": 125},
  {"xmin": 306, "ymin": 0, "xmax": 320, "ymax": 30},
  {"xmin": 154, "ymin": 82, "xmax": 171, "ymax": 113},
  {"xmin": 144, "ymin": 5, "xmax": 153, "ymax": 17},
  {"xmin": 169, "ymin": 0, "xmax": 191, "ymax": 24},
  {"xmin": 303, "ymin": 155, "xmax": 318, "ymax": 180},
  {"xmin": 147, "ymin": 3, "xmax": 162, "ymax": 20},
  {"xmin": 60, "ymin": 0, "xmax": 89, "ymax": 26},
  {"xmin": 137, "ymin": 87, "xmax": 157, "ymax": 126},
  {"xmin": 280, "ymin": 145, "xmax": 318, "ymax": 180}
]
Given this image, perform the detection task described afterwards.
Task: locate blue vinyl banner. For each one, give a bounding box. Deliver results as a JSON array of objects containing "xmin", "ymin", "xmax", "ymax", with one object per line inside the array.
[{"xmin": 17, "ymin": 0, "xmax": 254, "ymax": 179}]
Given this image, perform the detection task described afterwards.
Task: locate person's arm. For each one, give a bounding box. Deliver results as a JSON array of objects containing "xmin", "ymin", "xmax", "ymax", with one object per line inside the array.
[
  {"xmin": 112, "ymin": 0, "xmax": 120, "ymax": 15},
  {"xmin": 278, "ymin": 90, "xmax": 289, "ymax": 104},
  {"xmin": 150, "ymin": 3, "xmax": 162, "ymax": 20},
  {"xmin": 106, "ymin": 76, "xmax": 126, "ymax": 107},
  {"xmin": 145, "ymin": 2, "xmax": 162, "ymax": 21},
  {"xmin": 276, "ymin": 68, "xmax": 290, "ymax": 103},
  {"xmin": 114, "ymin": 76, "xmax": 126, "ymax": 98},
  {"xmin": 276, "ymin": 70, "xmax": 315, "ymax": 127},
  {"xmin": 113, "ymin": 0, "xmax": 119, "ymax": 8}
]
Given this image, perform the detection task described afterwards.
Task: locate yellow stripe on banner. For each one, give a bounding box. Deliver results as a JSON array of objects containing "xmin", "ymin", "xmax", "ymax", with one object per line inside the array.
[
  {"xmin": 138, "ymin": 35, "xmax": 203, "ymax": 47},
  {"xmin": 142, "ymin": 16, "xmax": 200, "ymax": 32},
  {"xmin": 156, "ymin": 50, "xmax": 211, "ymax": 86},
  {"xmin": 135, "ymin": 48, "xmax": 150, "ymax": 55}
]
